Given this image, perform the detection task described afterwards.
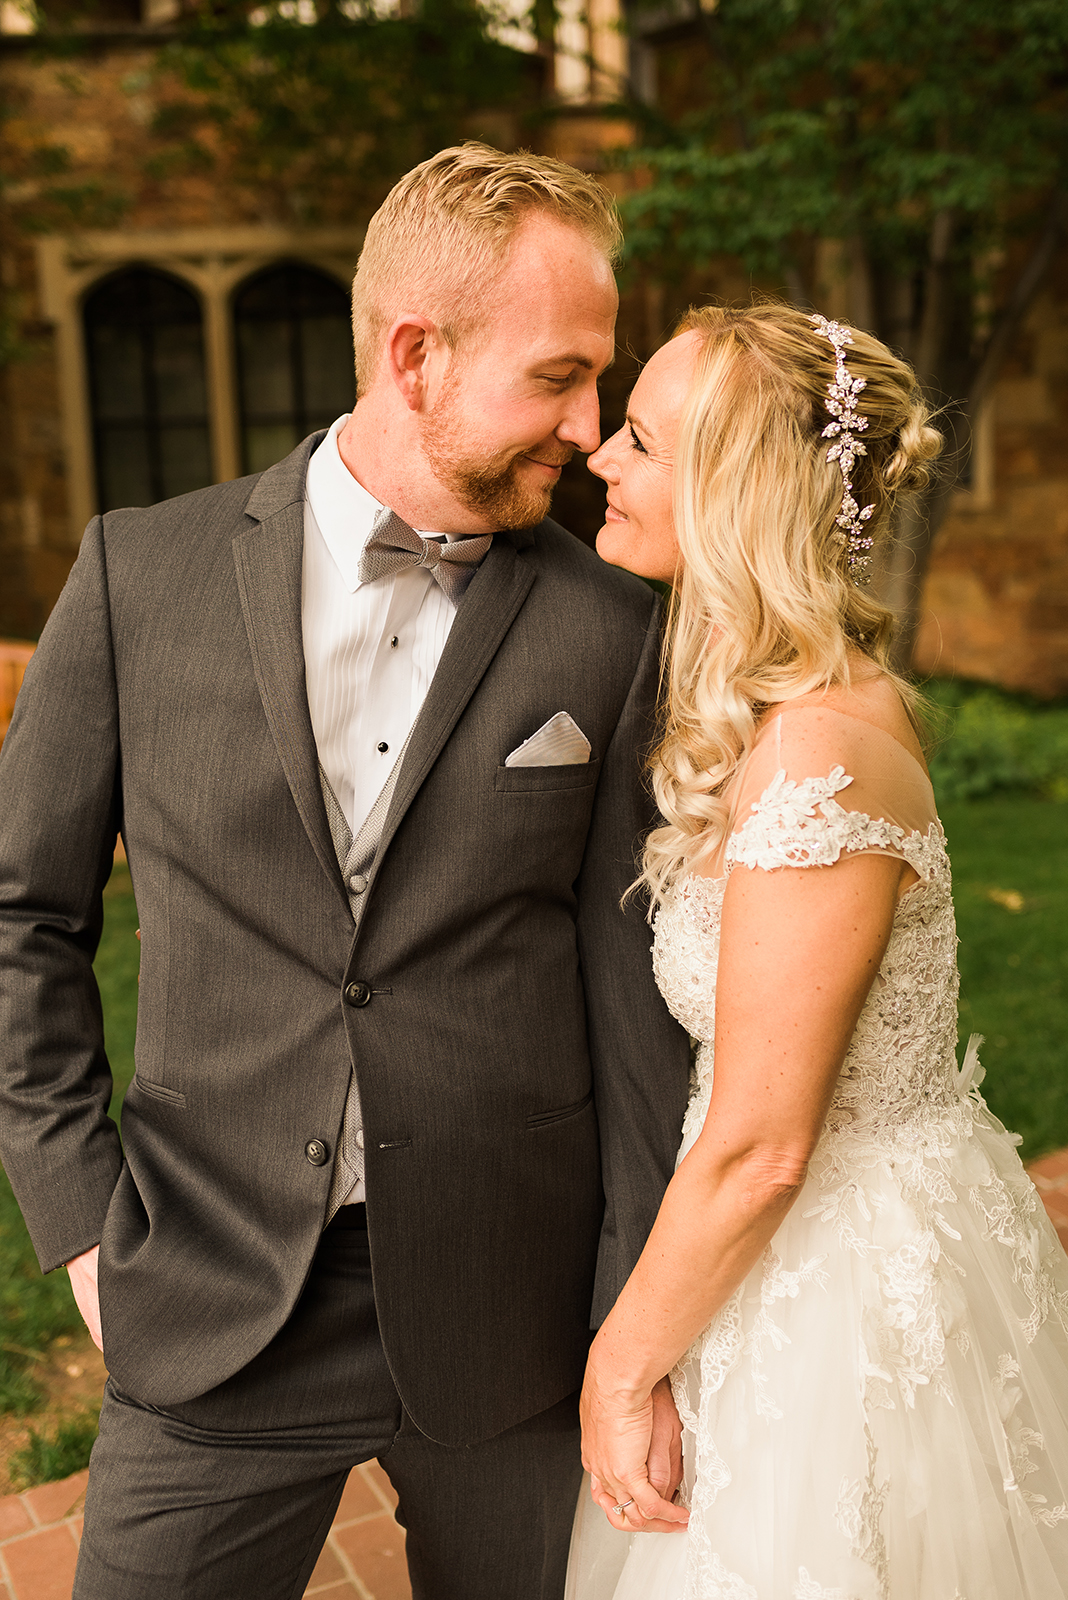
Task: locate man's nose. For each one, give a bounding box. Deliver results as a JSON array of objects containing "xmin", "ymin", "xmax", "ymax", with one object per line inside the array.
[{"xmin": 557, "ymin": 384, "xmax": 603, "ymax": 455}]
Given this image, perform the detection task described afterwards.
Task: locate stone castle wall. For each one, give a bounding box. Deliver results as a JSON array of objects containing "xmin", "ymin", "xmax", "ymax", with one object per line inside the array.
[
  {"xmin": 3, "ymin": 38, "xmax": 1068, "ymax": 698},
  {"xmin": 914, "ymin": 276, "xmax": 1068, "ymax": 698},
  {"xmin": 1, "ymin": 40, "xmax": 259, "ymax": 637}
]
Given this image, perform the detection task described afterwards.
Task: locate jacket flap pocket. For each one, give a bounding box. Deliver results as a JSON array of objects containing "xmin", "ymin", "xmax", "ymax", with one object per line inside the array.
[
  {"xmin": 132, "ymin": 1075, "xmax": 186, "ymax": 1107},
  {"xmin": 495, "ymin": 758, "xmax": 600, "ymax": 794}
]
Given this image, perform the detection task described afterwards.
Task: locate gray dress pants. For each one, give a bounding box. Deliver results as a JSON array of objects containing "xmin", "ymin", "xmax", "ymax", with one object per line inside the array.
[{"xmin": 73, "ymin": 1210, "xmax": 584, "ymax": 1600}]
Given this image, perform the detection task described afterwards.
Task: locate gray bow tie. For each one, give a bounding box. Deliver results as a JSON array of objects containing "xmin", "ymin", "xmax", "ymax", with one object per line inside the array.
[{"xmin": 358, "ymin": 507, "xmax": 493, "ymax": 603}]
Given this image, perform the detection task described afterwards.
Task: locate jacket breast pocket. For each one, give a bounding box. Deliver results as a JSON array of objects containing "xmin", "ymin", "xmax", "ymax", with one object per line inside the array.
[{"xmin": 494, "ymin": 758, "xmax": 600, "ymax": 794}]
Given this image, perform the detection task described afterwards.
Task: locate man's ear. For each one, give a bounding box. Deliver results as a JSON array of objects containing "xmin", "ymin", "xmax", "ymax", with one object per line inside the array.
[{"xmin": 386, "ymin": 315, "xmax": 447, "ymax": 411}]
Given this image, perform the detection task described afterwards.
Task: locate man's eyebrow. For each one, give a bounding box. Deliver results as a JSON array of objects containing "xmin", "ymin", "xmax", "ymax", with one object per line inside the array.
[{"xmin": 542, "ymin": 350, "xmax": 616, "ymax": 372}]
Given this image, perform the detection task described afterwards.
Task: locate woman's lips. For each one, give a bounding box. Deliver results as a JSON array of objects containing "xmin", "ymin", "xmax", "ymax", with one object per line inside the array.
[{"xmin": 604, "ymin": 501, "xmax": 628, "ymax": 522}]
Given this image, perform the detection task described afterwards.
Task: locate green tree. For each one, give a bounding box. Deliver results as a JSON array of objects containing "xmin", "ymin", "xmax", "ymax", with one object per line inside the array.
[
  {"xmin": 0, "ymin": 70, "xmax": 129, "ymax": 367},
  {"xmin": 620, "ymin": 0, "xmax": 1068, "ymax": 665},
  {"xmin": 148, "ymin": 0, "xmax": 538, "ymax": 224}
]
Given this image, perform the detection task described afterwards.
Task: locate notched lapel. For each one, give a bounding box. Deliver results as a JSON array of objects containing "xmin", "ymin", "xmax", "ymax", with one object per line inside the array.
[
  {"xmin": 234, "ymin": 434, "xmax": 537, "ymax": 917},
  {"xmin": 232, "ymin": 460, "xmax": 348, "ymax": 912},
  {"xmin": 374, "ymin": 536, "xmax": 536, "ymax": 870}
]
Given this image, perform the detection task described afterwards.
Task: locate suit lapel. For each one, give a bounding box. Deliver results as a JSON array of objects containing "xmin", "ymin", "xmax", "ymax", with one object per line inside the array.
[
  {"xmin": 232, "ymin": 430, "xmax": 538, "ymax": 907},
  {"xmin": 373, "ymin": 535, "xmax": 536, "ymax": 869},
  {"xmin": 232, "ymin": 437, "xmax": 348, "ymax": 909}
]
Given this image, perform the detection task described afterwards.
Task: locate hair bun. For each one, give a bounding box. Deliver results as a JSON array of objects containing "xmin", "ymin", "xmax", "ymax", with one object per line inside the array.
[{"xmin": 883, "ymin": 415, "xmax": 942, "ymax": 496}]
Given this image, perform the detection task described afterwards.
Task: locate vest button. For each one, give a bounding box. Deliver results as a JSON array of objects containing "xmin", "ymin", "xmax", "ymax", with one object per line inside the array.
[
  {"xmin": 345, "ymin": 980, "xmax": 372, "ymax": 1007},
  {"xmin": 348, "ymin": 873, "xmax": 368, "ymax": 894},
  {"xmin": 305, "ymin": 1139, "xmax": 329, "ymax": 1166}
]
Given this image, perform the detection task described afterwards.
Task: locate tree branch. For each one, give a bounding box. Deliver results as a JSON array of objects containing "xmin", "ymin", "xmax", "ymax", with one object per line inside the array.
[
  {"xmin": 968, "ymin": 189, "xmax": 1068, "ymax": 420},
  {"xmin": 916, "ymin": 208, "xmax": 954, "ymax": 384},
  {"xmin": 784, "ymin": 264, "xmax": 809, "ymax": 308},
  {"xmin": 885, "ymin": 193, "xmax": 1066, "ymax": 671},
  {"xmin": 883, "ymin": 454, "xmax": 960, "ymax": 675}
]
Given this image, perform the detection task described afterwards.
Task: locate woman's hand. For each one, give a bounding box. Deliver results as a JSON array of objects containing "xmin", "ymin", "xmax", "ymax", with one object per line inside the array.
[{"xmin": 580, "ymin": 1360, "xmax": 689, "ymax": 1533}]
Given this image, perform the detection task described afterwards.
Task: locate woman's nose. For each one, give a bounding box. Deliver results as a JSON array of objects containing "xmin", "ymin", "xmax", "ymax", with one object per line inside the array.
[{"xmin": 587, "ymin": 432, "xmax": 622, "ymax": 481}]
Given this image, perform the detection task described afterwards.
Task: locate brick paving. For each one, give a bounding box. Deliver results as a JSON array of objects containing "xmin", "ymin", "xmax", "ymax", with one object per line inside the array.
[
  {"xmin": 0, "ymin": 1461, "xmax": 410, "ymax": 1600},
  {"xmin": 4, "ymin": 1148, "xmax": 1068, "ymax": 1600},
  {"xmin": 1028, "ymin": 1145, "xmax": 1068, "ymax": 1254}
]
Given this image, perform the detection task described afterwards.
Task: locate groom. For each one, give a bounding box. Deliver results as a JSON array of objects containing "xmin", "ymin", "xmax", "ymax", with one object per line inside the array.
[{"xmin": 0, "ymin": 144, "xmax": 689, "ymax": 1598}]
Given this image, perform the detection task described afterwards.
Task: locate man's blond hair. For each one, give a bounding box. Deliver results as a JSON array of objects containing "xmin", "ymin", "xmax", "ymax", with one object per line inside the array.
[{"xmin": 351, "ymin": 142, "xmax": 623, "ymax": 393}]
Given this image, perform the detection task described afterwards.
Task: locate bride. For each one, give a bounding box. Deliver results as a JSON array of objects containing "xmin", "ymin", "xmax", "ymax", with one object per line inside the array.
[{"xmin": 565, "ymin": 302, "xmax": 1068, "ymax": 1599}]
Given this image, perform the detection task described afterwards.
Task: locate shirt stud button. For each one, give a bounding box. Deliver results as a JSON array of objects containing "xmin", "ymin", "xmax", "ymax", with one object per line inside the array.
[
  {"xmin": 390, "ymin": 636, "xmax": 399, "ymax": 648},
  {"xmin": 377, "ymin": 741, "xmax": 389, "ymax": 753}
]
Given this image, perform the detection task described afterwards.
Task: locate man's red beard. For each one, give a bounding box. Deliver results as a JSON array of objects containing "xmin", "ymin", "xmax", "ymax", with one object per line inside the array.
[
  {"xmin": 441, "ymin": 451, "xmax": 570, "ymax": 529},
  {"xmin": 422, "ymin": 370, "xmax": 573, "ymax": 529}
]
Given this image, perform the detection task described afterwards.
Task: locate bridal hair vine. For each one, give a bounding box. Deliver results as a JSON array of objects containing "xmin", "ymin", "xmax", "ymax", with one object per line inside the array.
[{"xmin": 809, "ymin": 313, "xmax": 876, "ymax": 580}]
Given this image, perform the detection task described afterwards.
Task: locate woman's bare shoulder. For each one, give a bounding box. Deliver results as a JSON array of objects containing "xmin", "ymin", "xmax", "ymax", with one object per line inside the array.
[{"xmin": 768, "ymin": 669, "xmax": 927, "ymax": 773}]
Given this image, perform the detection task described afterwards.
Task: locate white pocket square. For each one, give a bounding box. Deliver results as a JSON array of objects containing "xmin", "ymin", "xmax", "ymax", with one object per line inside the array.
[{"xmin": 505, "ymin": 712, "xmax": 591, "ymax": 768}]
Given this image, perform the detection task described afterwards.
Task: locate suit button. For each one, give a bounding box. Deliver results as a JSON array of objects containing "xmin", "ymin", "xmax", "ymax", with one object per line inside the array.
[
  {"xmin": 305, "ymin": 1139, "xmax": 329, "ymax": 1166},
  {"xmin": 345, "ymin": 980, "xmax": 372, "ymax": 1007}
]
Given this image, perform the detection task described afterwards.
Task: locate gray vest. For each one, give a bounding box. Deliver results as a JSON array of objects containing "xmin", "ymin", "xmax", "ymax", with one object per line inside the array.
[{"xmin": 319, "ymin": 740, "xmax": 409, "ymax": 1218}]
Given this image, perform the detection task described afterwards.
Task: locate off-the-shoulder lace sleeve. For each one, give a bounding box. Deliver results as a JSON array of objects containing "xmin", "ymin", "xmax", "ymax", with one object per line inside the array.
[{"xmin": 723, "ymin": 706, "xmax": 946, "ymax": 881}]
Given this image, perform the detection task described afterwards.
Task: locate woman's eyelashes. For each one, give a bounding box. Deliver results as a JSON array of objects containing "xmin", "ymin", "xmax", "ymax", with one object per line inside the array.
[{"xmin": 628, "ymin": 423, "xmax": 648, "ymax": 454}]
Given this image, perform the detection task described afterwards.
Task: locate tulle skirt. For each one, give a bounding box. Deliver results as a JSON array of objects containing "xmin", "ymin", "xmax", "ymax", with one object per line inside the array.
[{"xmin": 565, "ymin": 1097, "xmax": 1068, "ymax": 1599}]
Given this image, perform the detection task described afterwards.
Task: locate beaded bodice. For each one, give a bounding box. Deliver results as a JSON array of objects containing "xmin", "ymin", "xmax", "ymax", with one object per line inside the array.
[{"xmin": 653, "ymin": 767, "xmax": 962, "ymax": 1167}]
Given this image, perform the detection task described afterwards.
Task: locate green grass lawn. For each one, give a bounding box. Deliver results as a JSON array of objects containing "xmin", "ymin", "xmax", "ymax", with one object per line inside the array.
[
  {"xmin": 0, "ymin": 864, "xmax": 138, "ymax": 1467},
  {"xmin": 2, "ymin": 806, "xmax": 1067, "ymax": 1483},
  {"xmin": 942, "ymin": 799, "xmax": 1068, "ymax": 1160},
  {"xmin": 96, "ymin": 866, "xmax": 140, "ymax": 1119}
]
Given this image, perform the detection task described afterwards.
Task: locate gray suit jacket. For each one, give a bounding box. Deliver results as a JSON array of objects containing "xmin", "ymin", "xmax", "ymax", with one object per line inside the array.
[{"xmin": 0, "ymin": 434, "xmax": 690, "ymax": 1446}]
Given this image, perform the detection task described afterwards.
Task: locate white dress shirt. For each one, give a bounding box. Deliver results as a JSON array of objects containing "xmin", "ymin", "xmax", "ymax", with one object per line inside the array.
[
  {"xmin": 302, "ymin": 415, "xmax": 459, "ymax": 1204},
  {"xmin": 302, "ymin": 416, "xmax": 457, "ymax": 839}
]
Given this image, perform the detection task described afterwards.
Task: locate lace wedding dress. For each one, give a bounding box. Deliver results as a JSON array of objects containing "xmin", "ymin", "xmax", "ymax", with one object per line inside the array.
[{"xmin": 566, "ymin": 706, "xmax": 1068, "ymax": 1600}]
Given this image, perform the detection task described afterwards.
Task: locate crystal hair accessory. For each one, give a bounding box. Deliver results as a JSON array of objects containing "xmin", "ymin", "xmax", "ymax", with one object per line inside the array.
[{"xmin": 809, "ymin": 313, "xmax": 876, "ymax": 579}]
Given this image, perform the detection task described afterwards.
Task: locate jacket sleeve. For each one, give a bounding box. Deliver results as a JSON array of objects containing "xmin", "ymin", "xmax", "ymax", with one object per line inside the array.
[
  {"xmin": 575, "ymin": 594, "xmax": 692, "ymax": 1327},
  {"xmin": 0, "ymin": 515, "xmax": 125, "ymax": 1273}
]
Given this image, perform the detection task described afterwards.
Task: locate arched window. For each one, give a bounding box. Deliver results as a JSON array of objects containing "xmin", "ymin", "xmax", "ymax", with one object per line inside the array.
[
  {"xmin": 84, "ymin": 268, "xmax": 212, "ymax": 513},
  {"xmin": 234, "ymin": 263, "xmax": 355, "ymax": 474}
]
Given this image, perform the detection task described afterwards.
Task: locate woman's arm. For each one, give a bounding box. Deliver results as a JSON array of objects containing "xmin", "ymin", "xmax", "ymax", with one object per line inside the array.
[{"xmin": 580, "ymin": 848, "xmax": 908, "ymax": 1531}]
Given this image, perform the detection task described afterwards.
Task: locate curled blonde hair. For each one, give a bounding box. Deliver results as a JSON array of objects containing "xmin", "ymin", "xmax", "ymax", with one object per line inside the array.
[
  {"xmin": 642, "ymin": 301, "xmax": 942, "ymax": 907},
  {"xmin": 351, "ymin": 141, "xmax": 622, "ymax": 393}
]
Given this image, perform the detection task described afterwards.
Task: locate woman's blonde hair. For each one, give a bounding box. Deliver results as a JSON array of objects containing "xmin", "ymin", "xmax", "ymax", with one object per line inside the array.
[{"xmin": 642, "ymin": 300, "xmax": 942, "ymax": 907}]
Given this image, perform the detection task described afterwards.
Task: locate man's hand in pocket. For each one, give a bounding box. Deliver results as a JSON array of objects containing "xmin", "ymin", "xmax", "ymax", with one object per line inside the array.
[{"xmin": 67, "ymin": 1244, "xmax": 102, "ymax": 1351}]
